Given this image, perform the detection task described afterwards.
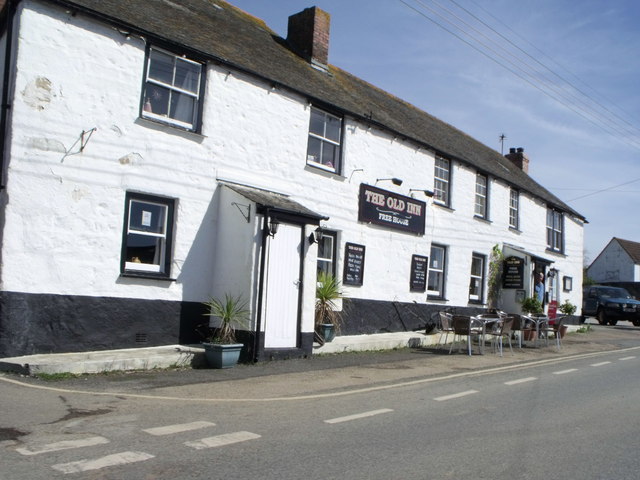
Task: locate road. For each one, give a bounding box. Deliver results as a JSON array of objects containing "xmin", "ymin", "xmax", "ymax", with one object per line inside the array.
[{"xmin": 2, "ymin": 327, "xmax": 640, "ymax": 479}]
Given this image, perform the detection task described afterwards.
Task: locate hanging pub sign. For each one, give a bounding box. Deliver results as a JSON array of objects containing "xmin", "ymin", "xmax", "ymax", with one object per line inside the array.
[
  {"xmin": 410, "ymin": 254, "xmax": 428, "ymax": 292},
  {"xmin": 502, "ymin": 256, "xmax": 524, "ymax": 289},
  {"xmin": 358, "ymin": 184, "xmax": 426, "ymax": 235},
  {"xmin": 343, "ymin": 242, "xmax": 365, "ymax": 286}
]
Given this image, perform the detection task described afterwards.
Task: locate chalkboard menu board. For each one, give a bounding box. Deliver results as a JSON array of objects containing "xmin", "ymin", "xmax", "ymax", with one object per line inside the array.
[
  {"xmin": 343, "ymin": 243, "xmax": 365, "ymax": 286},
  {"xmin": 410, "ymin": 255, "xmax": 428, "ymax": 292},
  {"xmin": 502, "ymin": 256, "xmax": 524, "ymax": 289}
]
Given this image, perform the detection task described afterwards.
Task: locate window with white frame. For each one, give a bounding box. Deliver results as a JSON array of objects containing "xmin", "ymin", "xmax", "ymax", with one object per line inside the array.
[
  {"xmin": 433, "ymin": 156, "xmax": 451, "ymax": 206},
  {"xmin": 474, "ymin": 173, "xmax": 488, "ymax": 218},
  {"xmin": 509, "ymin": 188, "xmax": 519, "ymax": 229},
  {"xmin": 316, "ymin": 231, "xmax": 337, "ymax": 277},
  {"xmin": 546, "ymin": 208, "xmax": 564, "ymax": 252},
  {"xmin": 427, "ymin": 244, "xmax": 447, "ymax": 298},
  {"xmin": 306, "ymin": 107, "xmax": 342, "ymax": 173},
  {"xmin": 122, "ymin": 193, "xmax": 175, "ymax": 276},
  {"xmin": 469, "ymin": 253, "xmax": 485, "ymax": 303},
  {"xmin": 141, "ymin": 46, "xmax": 204, "ymax": 131}
]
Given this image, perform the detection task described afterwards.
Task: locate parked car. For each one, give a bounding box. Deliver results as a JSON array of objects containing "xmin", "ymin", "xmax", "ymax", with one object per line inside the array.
[{"xmin": 582, "ymin": 285, "xmax": 640, "ymax": 326}]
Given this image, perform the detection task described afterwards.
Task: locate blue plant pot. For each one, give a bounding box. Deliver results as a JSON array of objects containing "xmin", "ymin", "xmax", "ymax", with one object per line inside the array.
[
  {"xmin": 202, "ymin": 343, "xmax": 243, "ymax": 368},
  {"xmin": 317, "ymin": 323, "xmax": 336, "ymax": 343}
]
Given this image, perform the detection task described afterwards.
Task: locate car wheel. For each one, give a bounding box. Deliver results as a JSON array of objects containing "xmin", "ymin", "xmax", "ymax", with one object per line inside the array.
[
  {"xmin": 609, "ymin": 319, "xmax": 618, "ymax": 326},
  {"xmin": 596, "ymin": 309, "xmax": 608, "ymax": 325},
  {"xmin": 633, "ymin": 320, "xmax": 640, "ymax": 327}
]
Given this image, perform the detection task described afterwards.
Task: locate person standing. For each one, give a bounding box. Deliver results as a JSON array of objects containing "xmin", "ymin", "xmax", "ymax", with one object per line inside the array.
[{"xmin": 535, "ymin": 272, "xmax": 545, "ymax": 305}]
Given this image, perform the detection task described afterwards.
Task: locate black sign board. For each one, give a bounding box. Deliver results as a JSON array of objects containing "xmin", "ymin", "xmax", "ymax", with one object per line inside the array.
[
  {"xmin": 502, "ymin": 256, "xmax": 524, "ymax": 289},
  {"xmin": 343, "ymin": 243, "xmax": 365, "ymax": 286},
  {"xmin": 358, "ymin": 184, "xmax": 426, "ymax": 235},
  {"xmin": 410, "ymin": 255, "xmax": 428, "ymax": 292}
]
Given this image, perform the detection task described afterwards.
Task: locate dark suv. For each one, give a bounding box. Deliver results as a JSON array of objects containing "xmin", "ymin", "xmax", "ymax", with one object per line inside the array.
[{"xmin": 582, "ymin": 285, "xmax": 640, "ymax": 326}]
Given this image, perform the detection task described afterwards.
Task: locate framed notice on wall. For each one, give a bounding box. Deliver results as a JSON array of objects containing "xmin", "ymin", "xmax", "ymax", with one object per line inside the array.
[
  {"xmin": 410, "ymin": 255, "xmax": 428, "ymax": 292},
  {"xmin": 343, "ymin": 243, "xmax": 365, "ymax": 286}
]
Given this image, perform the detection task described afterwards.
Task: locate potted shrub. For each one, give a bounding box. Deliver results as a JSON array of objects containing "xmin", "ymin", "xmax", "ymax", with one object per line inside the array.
[
  {"xmin": 556, "ymin": 300, "xmax": 577, "ymax": 338},
  {"xmin": 200, "ymin": 294, "xmax": 249, "ymax": 368},
  {"xmin": 519, "ymin": 296, "xmax": 543, "ymax": 341},
  {"xmin": 315, "ymin": 272, "xmax": 344, "ymax": 344}
]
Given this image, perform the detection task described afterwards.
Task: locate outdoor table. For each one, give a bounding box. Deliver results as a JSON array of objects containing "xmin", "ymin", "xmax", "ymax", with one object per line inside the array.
[{"xmin": 526, "ymin": 314, "xmax": 549, "ymax": 347}]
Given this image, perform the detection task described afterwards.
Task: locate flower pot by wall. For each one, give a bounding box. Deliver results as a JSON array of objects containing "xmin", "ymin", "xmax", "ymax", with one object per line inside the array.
[
  {"xmin": 203, "ymin": 343, "xmax": 243, "ymax": 369},
  {"xmin": 523, "ymin": 329, "xmax": 537, "ymax": 342},
  {"xmin": 558, "ymin": 325, "xmax": 568, "ymax": 338},
  {"xmin": 317, "ymin": 323, "xmax": 336, "ymax": 343}
]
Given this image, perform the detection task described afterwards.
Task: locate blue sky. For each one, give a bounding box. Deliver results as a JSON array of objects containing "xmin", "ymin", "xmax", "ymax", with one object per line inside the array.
[{"xmin": 230, "ymin": 0, "xmax": 640, "ymax": 264}]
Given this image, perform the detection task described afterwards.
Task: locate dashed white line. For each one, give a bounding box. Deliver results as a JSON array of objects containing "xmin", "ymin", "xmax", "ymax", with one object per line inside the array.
[
  {"xmin": 51, "ymin": 451, "xmax": 154, "ymax": 474},
  {"xmin": 590, "ymin": 361, "xmax": 612, "ymax": 367},
  {"xmin": 16, "ymin": 436, "xmax": 109, "ymax": 456},
  {"xmin": 504, "ymin": 377, "xmax": 537, "ymax": 386},
  {"xmin": 553, "ymin": 368, "xmax": 578, "ymax": 375},
  {"xmin": 324, "ymin": 409, "xmax": 394, "ymax": 424},
  {"xmin": 143, "ymin": 421, "xmax": 216, "ymax": 436},
  {"xmin": 434, "ymin": 390, "xmax": 479, "ymax": 401},
  {"xmin": 185, "ymin": 431, "xmax": 261, "ymax": 450},
  {"xmin": 619, "ymin": 356, "xmax": 636, "ymax": 361}
]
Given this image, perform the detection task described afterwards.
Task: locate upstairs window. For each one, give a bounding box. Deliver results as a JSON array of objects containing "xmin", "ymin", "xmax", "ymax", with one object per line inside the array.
[
  {"xmin": 546, "ymin": 208, "xmax": 564, "ymax": 253},
  {"xmin": 474, "ymin": 173, "xmax": 488, "ymax": 219},
  {"xmin": 509, "ymin": 188, "xmax": 519, "ymax": 229},
  {"xmin": 122, "ymin": 192, "xmax": 175, "ymax": 277},
  {"xmin": 434, "ymin": 157, "xmax": 451, "ymax": 206},
  {"xmin": 141, "ymin": 47, "xmax": 204, "ymax": 131},
  {"xmin": 306, "ymin": 107, "xmax": 342, "ymax": 173}
]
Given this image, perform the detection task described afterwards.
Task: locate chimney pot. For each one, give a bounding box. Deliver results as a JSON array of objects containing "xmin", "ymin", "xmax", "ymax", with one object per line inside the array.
[
  {"xmin": 287, "ymin": 7, "xmax": 331, "ymax": 68},
  {"xmin": 505, "ymin": 146, "xmax": 530, "ymax": 174},
  {"xmin": 509, "ymin": 147, "xmax": 516, "ymax": 154}
]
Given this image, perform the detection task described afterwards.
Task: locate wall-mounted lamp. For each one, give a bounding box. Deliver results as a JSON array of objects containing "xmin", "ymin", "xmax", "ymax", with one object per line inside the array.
[
  {"xmin": 376, "ymin": 177, "xmax": 403, "ymax": 186},
  {"xmin": 308, "ymin": 227, "xmax": 324, "ymax": 245},
  {"xmin": 409, "ymin": 189, "xmax": 434, "ymax": 197},
  {"xmin": 268, "ymin": 217, "xmax": 280, "ymax": 237},
  {"xmin": 348, "ymin": 168, "xmax": 364, "ymax": 183}
]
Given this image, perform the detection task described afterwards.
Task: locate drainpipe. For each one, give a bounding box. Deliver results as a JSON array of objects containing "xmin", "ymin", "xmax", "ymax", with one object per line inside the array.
[
  {"xmin": 252, "ymin": 209, "xmax": 270, "ymax": 363},
  {"xmin": 1, "ymin": 0, "xmax": 17, "ymax": 188}
]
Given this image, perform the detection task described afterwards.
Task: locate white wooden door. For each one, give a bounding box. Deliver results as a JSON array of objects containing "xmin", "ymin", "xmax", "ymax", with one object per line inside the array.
[{"xmin": 263, "ymin": 222, "xmax": 302, "ymax": 348}]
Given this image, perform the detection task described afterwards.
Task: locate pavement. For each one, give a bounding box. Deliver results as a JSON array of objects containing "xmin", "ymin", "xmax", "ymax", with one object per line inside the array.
[
  {"xmin": 0, "ymin": 322, "xmax": 632, "ymax": 377},
  {"xmin": 1, "ymin": 323, "xmax": 640, "ymax": 402}
]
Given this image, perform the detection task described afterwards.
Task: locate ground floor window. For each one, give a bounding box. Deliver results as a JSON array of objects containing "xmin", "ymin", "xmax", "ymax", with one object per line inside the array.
[
  {"xmin": 316, "ymin": 230, "xmax": 337, "ymax": 277},
  {"xmin": 428, "ymin": 244, "xmax": 447, "ymax": 299},
  {"xmin": 469, "ymin": 253, "xmax": 486, "ymax": 303},
  {"xmin": 121, "ymin": 192, "xmax": 175, "ymax": 277}
]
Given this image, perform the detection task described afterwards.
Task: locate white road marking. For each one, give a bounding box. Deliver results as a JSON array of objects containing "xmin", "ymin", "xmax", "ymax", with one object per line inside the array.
[
  {"xmin": 16, "ymin": 436, "xmax": 109, "ymax": 456},
  {"xmin": 185, "ymin": 431, "xmax": 261, "ymax": 450},
  {"xmin": 324, "ymin": 409, "xmax": 394, "ymax": 424},
  {"xmin": 143, "ymin": 421, "xmax": 216, "ymax": 436},
  {"xmin": 619, "ymin": 356, "xmax": 636, "ymax": 361},
  {"xmin": 51, "ymin": 451, "xmax": 154, "ymax": 474},
  {"xmin": 590, "ymin": 361, "xmax": 612, "ymax": 367},
  {"xmin": 434, "ymin": 390, "xmax": 479, "ymax": 401},
  {"xmin": 553, "ymin": 368, "xmax": 578, "ymax": 375},
  {"xmin": 504, "ymin": 377, "xmax": 537, "ymax": 385}
]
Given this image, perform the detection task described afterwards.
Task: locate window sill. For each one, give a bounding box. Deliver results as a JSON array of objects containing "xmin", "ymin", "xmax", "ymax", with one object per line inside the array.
[
  {"xmin": 508, "ymin": 226, "xmax": 522, "ymax": 234},
  {"xmin": 427, "ymin": 295, "xmax": 448, "ymax": 302},
  {"xmin": 545, "ymin": 249, "xmax": 567, "ymax": 257},
  {"xmin": 304, "ymin": 163, "xmax": 344, "ymax": 179},
  {"xmin": 473, "ymin": 215, "xmax": 491, "ymax": 224},
  {"xmin": 135, "ymin": 117, "xmax": 206, "ymax": 142},
  {"xmin": 433, "ymin": 203, "xmax": 454, "ymax": 212},
  {"xmin": 468, "ymin": 300, "xmax": 485, "ymax": 306},
  {"xmin": 120, "ymin": 272, "xmax": 176, "ymax": 281}
]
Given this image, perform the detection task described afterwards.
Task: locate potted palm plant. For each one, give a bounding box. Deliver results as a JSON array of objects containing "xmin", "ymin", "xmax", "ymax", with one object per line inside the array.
[
  {"xmin": 315, "ymin": 272, "xmax": 344, "ymax": 344},
  {"xmin": 200, "ymin": 294, "xmax": 250, "ymax": 368}
]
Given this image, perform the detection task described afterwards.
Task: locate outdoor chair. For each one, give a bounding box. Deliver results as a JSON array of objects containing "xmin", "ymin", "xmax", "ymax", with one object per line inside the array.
[
  {"xmin": 437, "ymin": 312, "xmax": 455, "ymax": 350},
  {"xmin": 490, "ymin": 316, "xmax": 514, "ymax": 356},
  {"xmin": 509, "ymin": 314, "xmax": 527, "ymax": 348},
  {"xmin": 449, "ymin": 315, "xmax": 484, "ymax": 356},
  {"xmin": 539, "ymin": 316, "xmax": 567, "ymax": 351}
]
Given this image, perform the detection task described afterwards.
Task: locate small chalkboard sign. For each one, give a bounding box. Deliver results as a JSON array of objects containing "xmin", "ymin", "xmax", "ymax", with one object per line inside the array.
[
  {"xmin": 410, "ymin": 255, "xmax": 428, "ymax": 292},
  {"xmin": 502, "ymin": 256, "xmax": 524, "ymax": 289},
  {"xmin": 343, "ymin": 243, "xmax": 365, "ymax": 286}
]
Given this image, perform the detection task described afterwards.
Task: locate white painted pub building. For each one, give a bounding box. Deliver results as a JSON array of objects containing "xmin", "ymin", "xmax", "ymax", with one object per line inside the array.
[{"xmin": 0, "ymin": 0, "xmax": 585, "ymax": 360}]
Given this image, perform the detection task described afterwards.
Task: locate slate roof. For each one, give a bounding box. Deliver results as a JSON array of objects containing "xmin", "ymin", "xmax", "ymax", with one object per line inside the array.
[
  {"xmin": 36, "ymin": 0, "xmax": 584, "ymax": 220},
  {"xmin": 615, "ymin": 238, "xmax": 640, "ymax": 264}
]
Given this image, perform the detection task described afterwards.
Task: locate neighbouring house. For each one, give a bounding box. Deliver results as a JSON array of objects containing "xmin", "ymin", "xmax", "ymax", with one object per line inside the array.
[
  {"xmin": 587, "ymin": 238, "xmax": 640, "ymax": 295},
  {"xmin": 0, "ymin": 0, "xmax": 586, "ymax": 360}
]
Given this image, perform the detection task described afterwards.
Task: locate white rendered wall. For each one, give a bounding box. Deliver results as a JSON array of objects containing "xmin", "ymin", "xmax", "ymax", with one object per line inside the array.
[
  {"xmin": 3, "ymin": 1, "xmax": 584, "ymax": 319},
  {"xmin": 588, "ymin": 241, "xmax": 635, "ymax": 283}
]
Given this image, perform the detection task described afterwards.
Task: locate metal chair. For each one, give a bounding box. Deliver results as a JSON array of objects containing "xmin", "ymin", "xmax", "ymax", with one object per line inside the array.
[
  {"xmin": 509, "ymin": 314, "xmax": 527, "ymax": 348},
  {"xmin": 449, "ymin": 315, "xmax": 483, "ymax": 356},
  {"xmin": 490, "ymin": 317, "xmax": 514, "ymax": 356},
  {"xmin": 437, "ymin": 312, "xmax": 454, "ymax": 350},
  {"xmin": 539, "ymin": 316, "xmax": 567, "ymax": 350}
]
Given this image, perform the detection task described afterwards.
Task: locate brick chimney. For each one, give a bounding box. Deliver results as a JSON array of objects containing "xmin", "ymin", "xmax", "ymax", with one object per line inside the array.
[
  {"xmin": 505, "ymin": 147, "xmax": 530, "ymax": 174},
  {"xmin": 287, "ymin": 7, "xmax": 330, "ymax": 69}
]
